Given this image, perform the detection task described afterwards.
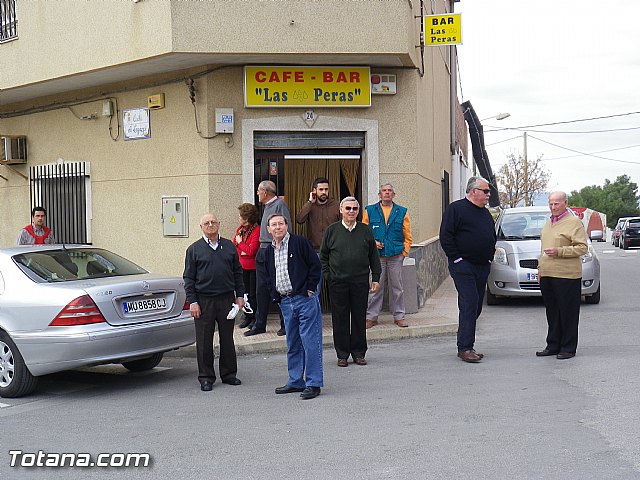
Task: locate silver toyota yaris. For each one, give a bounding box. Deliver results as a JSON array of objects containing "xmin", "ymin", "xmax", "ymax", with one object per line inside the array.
[
  {"xmin": 487, "ymin": 206, "xmax": 601, "ymax": 305},
  {"xmin": 0, "ymin": 245, "xmax": 195, "ymax": 398}
]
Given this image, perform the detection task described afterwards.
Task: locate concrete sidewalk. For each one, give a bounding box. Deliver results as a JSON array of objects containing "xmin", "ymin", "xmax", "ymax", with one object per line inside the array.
[{"xmin": 174, "ymin": 276, "xmax": 459, "ymax": 357}]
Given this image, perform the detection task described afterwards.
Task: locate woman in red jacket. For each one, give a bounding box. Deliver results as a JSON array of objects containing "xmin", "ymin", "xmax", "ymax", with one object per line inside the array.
[{"xmin": 233, "ymin": 203, "xmax": 261, "ymax": 329}]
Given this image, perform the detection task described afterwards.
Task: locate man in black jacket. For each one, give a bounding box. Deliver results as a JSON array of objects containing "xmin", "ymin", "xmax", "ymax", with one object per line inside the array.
[
  {"xmin": 439, "ymin": 177, "xmax": 496, "ymax": 363},
  {"xmin": 264, "ymin": 214, "xmax": 323, "ymax": 400},
  {"xmin": 183, "ymin": 213, "xmax": 245, "ymax": 391}
]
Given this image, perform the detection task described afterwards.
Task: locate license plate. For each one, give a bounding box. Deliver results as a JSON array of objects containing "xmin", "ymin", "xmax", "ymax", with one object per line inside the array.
[
  {"xmin": 123, "ymin": 297, "xmax": 167, "ymax": 314},
  {"xmin": 527, "ymin": 273, "xmax": 538, "ymax": 281}
]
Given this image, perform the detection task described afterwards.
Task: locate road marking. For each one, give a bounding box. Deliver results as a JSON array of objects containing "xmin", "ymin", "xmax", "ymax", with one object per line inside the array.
[
  {"xmin": 0, "ymin": 402, "xmax": 11, "ymax": 408},
  {"xmin": 602, "ymin": 250, "xmax": 616, "ymax": 254}
]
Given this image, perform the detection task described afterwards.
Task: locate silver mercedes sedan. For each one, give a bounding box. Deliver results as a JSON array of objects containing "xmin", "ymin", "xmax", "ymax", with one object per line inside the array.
[{"xmin": 0, "ymin": 246, "xmax": 195, "ymax": 398}]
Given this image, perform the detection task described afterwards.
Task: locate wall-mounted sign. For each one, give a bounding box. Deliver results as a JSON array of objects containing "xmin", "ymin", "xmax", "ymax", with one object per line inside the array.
[
  {"xmin": 244, "ymin": 66, "xmax": 371, "ymax": 108},
  {"xmin": 424, "ymin": 13, "xmax": 462, "ymax": 46},
  {"xmin": 123, "ymin": 108, "xmax": 151, "ymax": 141}
]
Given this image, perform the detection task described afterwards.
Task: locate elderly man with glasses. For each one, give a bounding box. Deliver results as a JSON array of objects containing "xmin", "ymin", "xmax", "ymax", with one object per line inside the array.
[
  {"xmin": 439, "ymin": 177, "xmax": 497, "ymax": 363},
  {"xmin": 183, "ymin": 213, "xmax": 245, "ymax": 391},
  {"xmin": 320, "ymin": 196, "xmax": 381, "ymax": 367}
]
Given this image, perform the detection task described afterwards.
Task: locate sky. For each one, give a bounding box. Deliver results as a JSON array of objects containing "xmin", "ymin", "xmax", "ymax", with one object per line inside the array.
[{"xmin": 455, "ymin": 0, "xmax": 640, "ymax": 195}]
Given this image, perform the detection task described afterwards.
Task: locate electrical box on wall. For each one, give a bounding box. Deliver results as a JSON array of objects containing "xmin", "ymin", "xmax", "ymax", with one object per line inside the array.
[
  {"xmin": 370, "ymin": 74, "xmax": 397, "ymax": 95},
  {"xmin": 148, "ymin": 93, "xmax": 165, "ymax": 110},
  {"xmin": 162, "ymin": 196, "xmax": 189, "ymax": 237},
  {"xmin": 215, "ymin": 108, "xmax": 234, "ymax": 133}
]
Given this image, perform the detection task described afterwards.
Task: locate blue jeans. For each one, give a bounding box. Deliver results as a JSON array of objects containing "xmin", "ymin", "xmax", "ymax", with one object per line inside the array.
[
  {"xmin": 448, "ymin": 259, "xmax": 490, "ymax": 352},
  {"xmin": 279, "ymin": 294, "xmax": 324, "ymax": 388}
]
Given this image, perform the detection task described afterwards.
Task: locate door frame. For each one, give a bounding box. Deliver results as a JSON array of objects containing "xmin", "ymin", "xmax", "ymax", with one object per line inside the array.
[{"xmin": 242, "ymin": 115, "xmax": 379, "ymax": 206}]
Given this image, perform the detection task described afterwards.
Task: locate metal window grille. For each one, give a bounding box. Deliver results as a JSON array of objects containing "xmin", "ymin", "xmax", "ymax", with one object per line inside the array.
[
  {"xmin": 0, "ymin": 0, "xmax": 17, "ymax": 43},
  {"xmin": 30, "ymin": 162, "xmax": 92, "ymax": 244}
]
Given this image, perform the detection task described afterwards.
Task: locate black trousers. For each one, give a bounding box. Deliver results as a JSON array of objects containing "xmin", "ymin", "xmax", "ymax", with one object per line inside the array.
[
  {"xmin": 242, "ymin": 268, "xmax": 256, "ymax": 323},
  {"xmin": 194, "ymin": 292, "xmax": 237, "ymax": 384},
  {"xmin": 329, "ymin": 279, "xmax": 369, "ymax": 360},
  {"xmin": 540, "ymin": 277, "xmax": 581, "ymax": 354},
  {"xmin": 255, "ymin": 247, "xmax": 284, "ymax": 331}
]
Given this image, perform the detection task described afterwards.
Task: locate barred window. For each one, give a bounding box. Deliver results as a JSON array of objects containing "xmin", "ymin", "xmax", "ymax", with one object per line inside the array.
[
  {"xmin": 0, "ymin": 0, "xmax": 17, "ymax": 43},
  {"xmin": 30, "ymin": 162, "xmax": 93, "ymax": 245}
]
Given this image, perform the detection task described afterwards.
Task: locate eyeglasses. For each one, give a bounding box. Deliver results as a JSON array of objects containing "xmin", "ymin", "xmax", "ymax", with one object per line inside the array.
[
  {"xmin": 202, "ymin": 221, "xmax": 220, "ymax": 226},
  {"xmin": 474, "ymin": 188, "xmax": 491, "ymax": 194},
  {"xmin": 343, "ymin": 206, "xmax": 359, "ymax": 211}
]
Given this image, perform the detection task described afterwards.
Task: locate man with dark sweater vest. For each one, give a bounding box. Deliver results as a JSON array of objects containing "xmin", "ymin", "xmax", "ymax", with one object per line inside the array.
[
  {"xmin": 321, "ymin": 196, "xmax": 382, "ymax": 367},
  {"xmin": 264, "ymin": 214, "xmax": 323, "ymax": 400},
  {"xmin": 439, "ymin": 177, "xmax": 496, "ymax": 363},
  {"xmin": 183, "ymin": 213, "xmax": 245, "ymax": 391}
]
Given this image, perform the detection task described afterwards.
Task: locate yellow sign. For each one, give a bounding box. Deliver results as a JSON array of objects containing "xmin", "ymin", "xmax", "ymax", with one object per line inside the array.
[
  {"xmin": 424, "ymin": 13, "xmax": 462, "ymax": 46},
  {"xmin": 244, "ymin": 66, "xmax": 371, "ymax": 108}
]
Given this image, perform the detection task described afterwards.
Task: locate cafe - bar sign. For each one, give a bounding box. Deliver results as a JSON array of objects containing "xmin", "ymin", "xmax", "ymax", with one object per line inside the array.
[{"xmin": 244, "ymin": 66, "xmax": 371, "ymax": 108}]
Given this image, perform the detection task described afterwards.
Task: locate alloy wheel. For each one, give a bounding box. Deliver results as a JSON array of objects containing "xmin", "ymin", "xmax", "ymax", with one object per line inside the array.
[{"xmin": 0, "ymin": 340, "xmax": 15, "ymax": 388}]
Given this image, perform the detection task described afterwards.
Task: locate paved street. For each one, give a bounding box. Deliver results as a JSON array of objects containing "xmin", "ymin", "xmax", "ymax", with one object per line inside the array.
[{"xmin": 2, "ymin": 241, "xmax": 640, "ymax": 479}]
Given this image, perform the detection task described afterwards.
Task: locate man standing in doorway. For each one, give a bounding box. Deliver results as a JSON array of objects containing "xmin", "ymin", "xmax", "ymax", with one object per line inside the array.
[
  {"xmin": 17, "ymin": 207, "xmax": 57, "ymax": 245},
  {"xmin": 321, "ymin": 196, "xmax": 381, "ymax": 367},
  {"xmin": 265, "ymin": 214, "xmax": 324, "ymax": 400},
  {"xmin": 296, "ymin": 177, "xmax": 341, "ymax": 294},
  {"xmin": 183, "ymin": 213, "xmax": 245, "ymax": 391},
  {"xmin": 363, "ymin": 183, "xmax": 413, "ymax": 328},
  {"xmin": 295, "ymin": 177, "xmax": 341, "ymax": 252},
  {"xmin": 439, "ymin": 177, "xmax": 496, "ymax": 363},
  {"xmin": 246, "ymin": 180, "xmax": 292, "ymax": 337},
  {"xmin": 536, "ymin": 191, "xmax": 587, "ymax": 360}
]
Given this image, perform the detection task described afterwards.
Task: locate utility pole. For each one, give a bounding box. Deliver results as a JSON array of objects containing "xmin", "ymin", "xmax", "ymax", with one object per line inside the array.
[{"xmin": 523, "ymin": 131, "xmax": 529, "ymax": 206}]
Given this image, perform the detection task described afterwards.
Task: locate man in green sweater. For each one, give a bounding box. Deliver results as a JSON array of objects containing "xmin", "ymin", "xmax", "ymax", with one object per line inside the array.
[
  {"xmin": 320, "ymin": 196, "xmax": 381, "ymax": 367},
  {"xmin": 536, "ymin": 191, "xmax": 587, "ymax": 360}
]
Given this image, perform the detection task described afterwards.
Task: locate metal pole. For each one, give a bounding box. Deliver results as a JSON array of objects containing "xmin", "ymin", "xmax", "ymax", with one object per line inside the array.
[{"xmin": 523, "ymin": 131, "xmax": 529, "ymax": 206}]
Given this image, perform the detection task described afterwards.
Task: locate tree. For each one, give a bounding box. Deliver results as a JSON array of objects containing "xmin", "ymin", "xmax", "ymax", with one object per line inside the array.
[
  {"xmin": 496, "ymin": 153, "xmax": 550, "ymax": 208},
  {"xmin": 568, "ymin": 175, "xmax": 640, "ymax": 228}
]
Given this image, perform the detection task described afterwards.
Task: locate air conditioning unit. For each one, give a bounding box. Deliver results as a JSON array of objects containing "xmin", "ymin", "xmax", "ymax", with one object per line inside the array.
[{"xmin": 0, "ymin": 136, "xmax": 27, "ymax": 164}]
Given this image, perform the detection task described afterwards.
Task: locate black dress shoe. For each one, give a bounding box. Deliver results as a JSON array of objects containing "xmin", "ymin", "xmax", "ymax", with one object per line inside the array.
[
  {"xmin": 222, "ymin": 377, "xmax": 242, "ymax": 385},
  {"xmin": 244, "ymin": 328, "xmax": 266, "ymax": 337},
  {"xmin": 275, "ymin": 384, "xmax": 305, "ymax": 394},
  {"xmin": 238, "ymin": 316, "xmax": 253, "ymax": 329},
  {"xmin": 536, "ymin": 349, "xmax": 558, "ymax": 357},
  {"xmin": 276, "ymin": 327, "xmax": 286, "ymax": 336},
  {"xmin": 300, "ymin": 386, "xmax": 321, "ymax": 400},
  {"xmin": 200, "ymin": 381, "xmax": 213, "ymax": 392},
  {"xmin": 556, "ymin": 352, "xmax": 575, "ymax": 360}
]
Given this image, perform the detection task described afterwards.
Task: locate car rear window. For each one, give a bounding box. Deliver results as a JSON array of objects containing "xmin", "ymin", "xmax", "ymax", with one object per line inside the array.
[
  {"xmin": 628, "ymin": 221, "xmax": 640, "ymax": 228},
  {"xmin": 13, "ymin": 249, "xmax": 148, "ymax": 283}
]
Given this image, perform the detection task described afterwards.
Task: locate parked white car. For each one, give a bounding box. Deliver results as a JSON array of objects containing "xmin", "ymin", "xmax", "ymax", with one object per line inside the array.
[{"xmin": 487, "ymin": 206, "xmax": 601, "ymax": 305}]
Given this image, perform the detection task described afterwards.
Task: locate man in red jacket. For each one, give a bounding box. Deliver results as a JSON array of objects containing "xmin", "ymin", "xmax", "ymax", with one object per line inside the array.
[{"xmin": 17, "ymin": 207, "xmax": 57, "ymax": 245}]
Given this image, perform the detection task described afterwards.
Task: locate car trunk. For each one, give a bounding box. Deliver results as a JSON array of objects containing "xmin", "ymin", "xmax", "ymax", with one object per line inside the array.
[{"xmin": 80, "ymin": 274, "xmax": 183, "ymax": 326}]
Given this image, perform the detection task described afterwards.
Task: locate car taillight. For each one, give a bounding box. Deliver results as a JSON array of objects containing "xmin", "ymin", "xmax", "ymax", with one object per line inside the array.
[
  {"xmin": 183, "ymin": 299, "xmax": 190, "ymax": 311},
  {"xmin": 50, "ymin": 295, "xmax": 106, "ymax": 326}
]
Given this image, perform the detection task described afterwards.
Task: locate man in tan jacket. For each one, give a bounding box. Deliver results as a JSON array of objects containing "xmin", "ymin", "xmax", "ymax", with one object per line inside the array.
[{"xmin": 536, "ymin": 191, "xmax": 587, "ymax": 360}]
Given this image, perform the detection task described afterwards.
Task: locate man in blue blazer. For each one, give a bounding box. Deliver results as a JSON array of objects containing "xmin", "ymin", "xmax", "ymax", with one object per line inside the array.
[{"xmin": 264, "ymin": 214, "xmax": 323, "ymax": 400}]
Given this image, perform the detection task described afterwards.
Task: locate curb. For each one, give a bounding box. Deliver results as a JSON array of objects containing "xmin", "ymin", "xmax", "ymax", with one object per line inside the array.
[{"xmin": 167, "ymin": 322, "xmax": 458, "ymax": 358}]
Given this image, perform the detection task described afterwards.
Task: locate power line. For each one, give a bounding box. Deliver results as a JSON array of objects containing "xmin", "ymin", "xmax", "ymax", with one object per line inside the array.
[
  {"xmin": 528, "ymin": 135, "xmax": 640, "ymax": 164},
  {"xmin": 544, "ymin": 144, "xmax": 640, "ymax": 161},
  {"xmin": 485, "ymin": 125, "xmax": 640, "ymax": 134},
  {"xmin": 486, "ymin": 136, "xmax": 522, "ymax": 147},
  {"xmin": 486, "ymin": 111, "xmax": 640, "ymax": 131}
]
